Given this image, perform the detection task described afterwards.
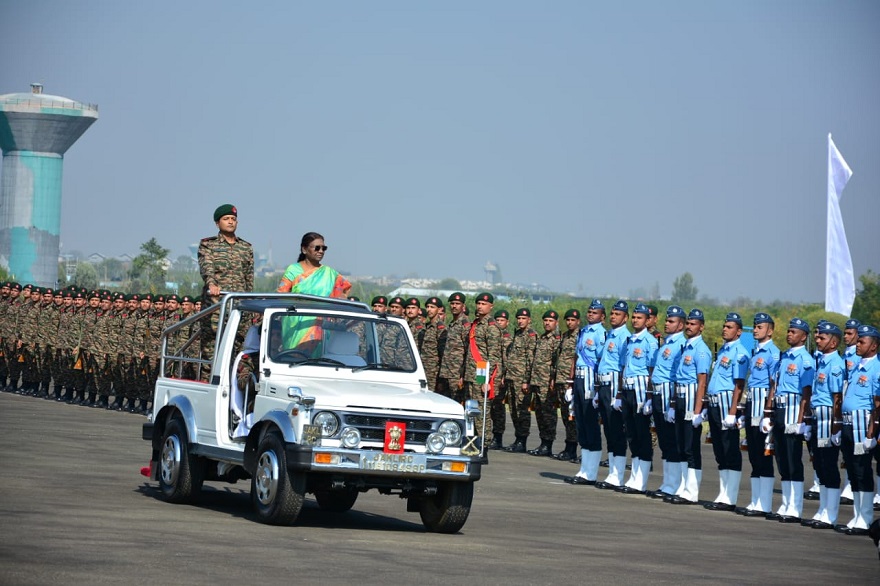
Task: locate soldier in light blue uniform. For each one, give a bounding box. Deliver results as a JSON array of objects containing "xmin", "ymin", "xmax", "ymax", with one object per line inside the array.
[
  {"xmin": 839, "ymin": 318, "xmax": 861, "ymax": 505},
  {"xmin": 737, "ymin": 312, "xmax": 781, "ymax": 518},
  {"xmin": 566, "ymin": 299, "xmax": 608, "ymax": 485},
  {"xmin": 665, "ymin": 308, "xmax": 711, "ymax": 505},
  {"xmin": 704, "ymin": 312, "xmax": 749, "ymax": 512},
  {"xmin": 646, "ymin": 305, "xmax": 686, "ymax": 499},
  {"xmin": 764, "ymin": 318, "xmax": 813, "ymax": 523},
  {"xmin": 802, "ymin": 322, "xmax": 845, "ymax": 529},
  {"xmin": 834, "ymin": 324, "xmax": 880, "ymax": 535},
  {"xmin": 595, "ymin": 300, "xmax": 631, "ymax": 490},
  {"xmin": 618, "ymin": 303, "xmax": 658, "ymax": 494}
]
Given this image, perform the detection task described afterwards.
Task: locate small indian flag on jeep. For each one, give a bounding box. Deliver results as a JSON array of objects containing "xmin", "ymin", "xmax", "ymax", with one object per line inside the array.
[{"xmin": 475, "ymin": 361, "xmax": 489, "ymax": 384}]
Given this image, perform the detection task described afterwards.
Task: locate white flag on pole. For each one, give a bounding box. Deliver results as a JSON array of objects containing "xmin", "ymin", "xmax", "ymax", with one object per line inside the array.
[{"xmin": 825, "ymin": 133, "xmax": 854, "ymax": 316}]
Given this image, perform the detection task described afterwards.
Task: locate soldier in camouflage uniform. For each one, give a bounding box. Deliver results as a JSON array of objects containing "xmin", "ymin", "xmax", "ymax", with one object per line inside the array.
[
  {"xmin": 66, "ymin": 291, "xmax": 89, "ymax": 404},
  {"xmin": 404, "ymin": 298, "xmax": 425, "ymax": 349},
  {"xmin": 90, "ymin": 293, "xmax": 116, "ymax": 408},
  {"xmin": 526, "ymin": 310, "xmax": 561, "ymax": 457},
  {"xmin": 501, "ymin": 309, "xmax": 538, "ymax": 452},
  {"xmin": 131, "ymin": 295, "xmax": 153, "ymax": 412},
  {"xmin": 18, "ymin": 286, "xmax": 43, "ymax": 395},
  {"xmin": 106, "ymin": 293, "xmax": 127, "ymax": 409},
  {"xmin": 198, "ymin": 204, "xmax": 254, "ymax": 378},
  {"xmin": 463, "ymin": 292, "xmax": 503, "ymax": 460},
  {"xmin": 0, "ymin": 282, "xmax": 10, "ymax": 389},
  {"xmin": 436, "ymin": 292, "xmax": 468, "ymax": 401},
  {"xmin": 117, "ymin": 294, "xmax": 141, "ymax": 410},
  {"xmin": 419, "ymin": 297, "xmax": 445, "ymax": 391},
  {"xmin": 76, "ymin": 291, "xmax": 101, "ymax": 406},
  {"xmin": 34, "ymin": 288, "xmax": 59, "ymax": 398},
  {"xmin": 554, "ymin": 309, "xmax": 581, "ymax": 462},
  {"xmin": 54, "ymin": 291, "xmax": 75, "ymax": 401},
  {"xmin": 488, "ymin": 309, "xmax": 512, "ymax": 449}
]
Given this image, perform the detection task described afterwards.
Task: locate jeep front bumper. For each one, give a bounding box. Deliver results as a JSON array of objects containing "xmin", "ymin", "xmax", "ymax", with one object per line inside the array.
[{"xmin": 285, "ymin": 445, "xmax": 482, "ymax": 481}]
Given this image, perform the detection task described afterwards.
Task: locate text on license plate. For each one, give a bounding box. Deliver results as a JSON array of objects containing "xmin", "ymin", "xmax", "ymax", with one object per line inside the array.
[{"xmin": 360, "ymin": 453, "xmax": 427, "ymax": 473}]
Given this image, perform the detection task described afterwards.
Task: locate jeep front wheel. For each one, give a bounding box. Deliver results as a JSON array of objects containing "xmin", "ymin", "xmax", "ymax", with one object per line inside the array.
[
  {"xmin": 251, "ymin": 431, "xmax": 305, "ymax": 525},
  {"xmin": 419, "ymin": 481, "xmax": 474, "ymax": 533},
  {"xmin": 158, "ymin": 418, "xmax": 203, "ymax": 503}
]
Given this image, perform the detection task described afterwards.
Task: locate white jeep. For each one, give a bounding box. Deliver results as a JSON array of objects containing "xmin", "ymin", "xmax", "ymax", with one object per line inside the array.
[{"xmin": 143, "ymin": 293, "xmax": 482, "ymax": 533}]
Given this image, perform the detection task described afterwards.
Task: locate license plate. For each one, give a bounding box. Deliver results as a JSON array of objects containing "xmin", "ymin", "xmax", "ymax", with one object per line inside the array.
[
  {"xmin": 301, "ymin": 425, "xmax": 322, "ymax": 446},
  {"xmin": 360, "ymin": 452, "xmax": 427, "ymax": 473}
]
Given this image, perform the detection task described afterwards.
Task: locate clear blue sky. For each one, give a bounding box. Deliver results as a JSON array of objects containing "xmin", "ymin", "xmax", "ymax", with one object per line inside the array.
[{"xmin": 2, "ymin": 0, "xmax": 878, "ymax": 302}]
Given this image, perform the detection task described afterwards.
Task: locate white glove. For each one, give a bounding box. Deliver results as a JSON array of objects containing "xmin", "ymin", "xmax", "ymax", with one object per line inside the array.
[
  {"xmin": 591, "ymin": 394, "xmax": 599, "ymax": 409},
  {"xmin": 760, "ymin": 417, "xmax": 773, "ymax": 434},
  {"xmin": 736, "ymin": 416, "xmax": 745, "ymax": 429},
  {"xmin": 723, "ymin": 414, "xmax": 736, "ymax": 429},
  {"xmin": 564, "ymin": 387, "xmax": 573, "ymax": 403},
  {"xmin": 830, "ymin": 431, "xmax": 841, "ymax": 446},
  {"xmin": 803, "ymin": 426, "xmax": 812, "ymax": 442},
  {"xmin": 864, "ymin": 437, "xmax": 878, "ymax": 451},
  {"xmin": 642, "ymin": 400, "xmax": 653, "ymax": 416},
  {"xmin": 612, "ymin": 398, "xmax": 623, "ymax": 412},
  {"xmin": 666, "ymin": 408, "xmax": 676, "ymax": 423},
  {"xmin": 692, "ymin": 410, "xmax": 707, "ymax": 428},
  {"xmin": 797, "ymin": 422, "xmax": 808, "ymax": 436}
]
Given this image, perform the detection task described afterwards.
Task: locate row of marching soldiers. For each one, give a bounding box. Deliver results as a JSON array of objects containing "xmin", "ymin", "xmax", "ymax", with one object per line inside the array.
[
  {"xmin": 555, "ymin": 300, "xmax": 880, "ymax": 537},
  {"xmin": 0, "ymin": 282, "xmax": 204, "ymax": 415}
]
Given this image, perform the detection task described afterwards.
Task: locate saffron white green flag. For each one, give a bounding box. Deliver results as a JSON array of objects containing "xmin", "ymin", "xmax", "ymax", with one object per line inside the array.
[{"xmin": 825, "ymin": 133, "xmax": 854, "ymax": 316}]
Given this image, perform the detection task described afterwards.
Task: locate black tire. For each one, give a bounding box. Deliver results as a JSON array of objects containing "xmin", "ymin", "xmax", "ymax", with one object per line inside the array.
[
  {"xmin": 251, "ymin": 431, "xmax": 305, "ymax": 525},
  {"xmin": 158, "ymin": 418, "xmax": 204, "ymax": 503},
  {"xmin": 419, "ymin": 481, "xmax": 474, "ymax": 533},
  {"xmin": 314, "ymin": 489, "xmax": 358, "ymax": 513}
]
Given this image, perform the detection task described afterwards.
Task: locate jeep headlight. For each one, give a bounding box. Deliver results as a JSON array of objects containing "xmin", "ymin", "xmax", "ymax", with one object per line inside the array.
[
  {"xmin": 438, "ymin": 420, "xmax": 462, "ymax": 446},
  {"xmin": 312, "ymin": 411, "xmax": 340, "ymax": 437},
  {"xmin": 340, "ymin": 427, "xmax": 361, "ymax": 449},
  {"xmin": 426, "ymin": 433, "xmax": 447, "ymax": 454}
]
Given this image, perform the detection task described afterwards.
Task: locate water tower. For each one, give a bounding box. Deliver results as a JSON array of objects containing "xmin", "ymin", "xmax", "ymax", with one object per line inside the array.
[{"xmin": 0, "ymin": 84, "xmax": 98, "ymax": 286}]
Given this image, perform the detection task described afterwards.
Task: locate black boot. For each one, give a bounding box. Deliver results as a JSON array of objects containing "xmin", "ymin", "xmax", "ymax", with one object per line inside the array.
[
  {"xmin": 35, "ymin": 383, "xmax": 48, "ymax": 399},
  {"xmin": 94, "ymin": 395, "xmax": 108, "ymax": 408},
  {"xmin": 503, "ymin": 437, "xmax": 527, "ymax": 453},
  {"xmin": 528, "ymin": 440, "xmax": 553, "ymax": 457},
  {"xmin": 137, "ymin": 399, "xmax": 149, "ymax": 415},
  {"xmin": 83, "ymin": 392, "xmax": 97, "ymax": 407},
  {"xmin": 126, "ymin": 398, "xmax": 138, "ymax": 413},
  {"xmin": 108, "ymin": 395, "xmax": 122, "ymax": 410},
  {"xmin": 68, "ymin": 389, "xmax": 82, "ymax": 404},
  {"xmin": 554, "ymin": 441, "xmax": 578, "ymax": 462},
  {"xmin": 487, "ymin": 433, "xmax": 504, "ymax": 450},
  {"xmin": 56, "ymin": 387, "xmax": 70, "ymax": 402}
]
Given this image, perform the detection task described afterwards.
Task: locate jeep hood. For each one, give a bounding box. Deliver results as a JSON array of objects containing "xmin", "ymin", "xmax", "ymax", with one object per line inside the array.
[{"xmin": 287, "ymin": 378, "xmax": 464, "ymax": 417}]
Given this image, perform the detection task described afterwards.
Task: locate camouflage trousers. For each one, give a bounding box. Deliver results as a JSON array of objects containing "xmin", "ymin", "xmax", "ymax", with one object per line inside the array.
[
  {"xmin": 490, "ymin": 381, "xmax": 512, "ymax": 436},
  {"xmin": 199, "ymin": 312, "xmax": 249, "ymax": 382},
  {"xmin": 464, "ymin": 381, "xmax": 492, "ymax": 440},
  {"xmin": 507, "ymin": 381, "xmax": 533, "ymax": 439},
  {"xmin": 529, "ymin": 384, "xmax": 559, "ymax": 442},
  {"xmin": 555, "ymin": 383, "xmax": 577, "ymax": 443}
]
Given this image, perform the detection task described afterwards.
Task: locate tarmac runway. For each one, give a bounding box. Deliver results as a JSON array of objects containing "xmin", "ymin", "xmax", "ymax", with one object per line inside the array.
[{"xmin": 0, "ymin": 392, "xmax": 876, "ymax": 584}]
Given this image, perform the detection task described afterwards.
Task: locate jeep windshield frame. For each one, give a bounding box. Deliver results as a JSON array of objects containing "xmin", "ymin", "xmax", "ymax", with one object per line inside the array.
[{"xmin": 263, "ymin": 309, "xmax": 417, "ymax": 372}]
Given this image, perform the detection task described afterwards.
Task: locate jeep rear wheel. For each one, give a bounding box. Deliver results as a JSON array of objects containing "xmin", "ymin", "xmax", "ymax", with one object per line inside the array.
[
  {"xmin": 314, "ymin": 489, "xmax": 358, "ymax": 513},
  {"xmin": 158, "ymin": 418, "xmax": 203, "ymax": 503},
  {"xmin": 419, "ymin": 481, "xmax": 474, "ymax": 533},
  {"xmin": 251, "ymin": 431, "xmax": 305, "ymax": 525}
]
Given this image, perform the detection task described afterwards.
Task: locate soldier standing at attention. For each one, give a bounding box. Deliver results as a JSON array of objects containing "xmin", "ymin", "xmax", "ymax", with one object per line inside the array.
[
  {"xmin": 595, "ymin": 300, "xmax": 631, "ymax": 491},
  {"xmin": 834, "ymin": 324, "xmax": 879, "ymax": 535},
  {"xmin": 665, "ymin": 309, "xmax": 711, "ymax": 505},
  {"xmin": 565, "ymin": 300, "xmax": 607, "ymax": 485},
  {"xmin": 405, "ymin": 298, "xmax": 425, "ymax": 346},
  {"xmin": 420, "ymin": 297, "xmax": 445, "ymax": 391},
  {"xmin": 554, "ymin": 309, "xmax": 581, "ymax": 462},
  {"xmin": 488, "ymin": 309, "xmax": 512, "ymax": 450},
  {"xmin": 463, "ymin": 292, "xmax": 502, "ymax": 461},
  {"xmin": 618, "ymin": 303, "xmax": 658, "ymax": 494},
  {"xmin": 527, "ymin": 310, "xmax": 562, "ymax": 457},
  {"xmin": 437, "ymin": 293, "xmax": 468, "ymax": 402},
  {"xmin": 500, "ymin": 309, "xmax": 536, "ymax": 452},
  {"xmin": 198, "ymin": 204, "xmax": 254, "ymax": 372},
  {"xmin": 736, "ymin": 313, "xmax": 781, "ymax": 517},
  {"xmin": 839, "ymin": 319, "xmax": 860, "ymax": 506},
  {"xmin": 703, "ymin": 312, "xmax": 749, "ymax": 512},
  {"xmin": 803, "ymin": 322, "xmax": 845, "ymax": 529},
  {"xmin": 763, "ymin": 318, "xmax": 813, "ymax": 523}
]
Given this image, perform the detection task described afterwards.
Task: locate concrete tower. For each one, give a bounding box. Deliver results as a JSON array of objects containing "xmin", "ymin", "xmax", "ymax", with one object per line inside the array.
[{"xmin": 0, "ymin": 84, "xmax": 98, "ymax": 286}]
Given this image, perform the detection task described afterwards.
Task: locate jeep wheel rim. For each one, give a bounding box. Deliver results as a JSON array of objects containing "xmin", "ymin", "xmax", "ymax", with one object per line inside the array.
[
  {"xmin": 255, "ymin": 450, "xmax": 280, "ymax": 506},
  {"xmin": 160, "ymin": 435, "xmax": 181, "ymax": 486}
]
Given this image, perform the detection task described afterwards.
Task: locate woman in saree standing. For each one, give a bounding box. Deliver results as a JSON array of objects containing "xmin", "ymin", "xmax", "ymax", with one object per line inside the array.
[{"xmin": 277, "ymin": 232, "xmax": 352, "ymax": 351}]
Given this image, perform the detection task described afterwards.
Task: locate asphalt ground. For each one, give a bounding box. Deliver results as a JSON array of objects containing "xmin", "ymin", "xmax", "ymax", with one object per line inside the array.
[{"xmin": 0, "ymin": 392, "xmax": 877, "ymax": 585}]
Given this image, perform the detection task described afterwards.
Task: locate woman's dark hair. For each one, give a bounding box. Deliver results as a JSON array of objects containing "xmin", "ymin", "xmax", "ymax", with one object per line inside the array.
[{"xmin": 297, "ymin": 231, "xmax": 324, "ymax": 262}]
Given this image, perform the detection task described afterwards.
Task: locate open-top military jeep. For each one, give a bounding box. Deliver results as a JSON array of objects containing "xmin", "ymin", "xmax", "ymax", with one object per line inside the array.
[{"xmin": 142, "ymin": 293, "xmax": 481, "ymax": 533}]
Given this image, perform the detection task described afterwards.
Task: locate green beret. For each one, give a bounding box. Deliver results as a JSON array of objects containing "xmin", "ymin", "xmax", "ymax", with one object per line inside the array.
[
  {"xmin": 515, "ymin": 308, "xmax": 530, "ymax": 318},
  {"xmin": 214, "ymin": 204, "xmax": 238, "ymax": 222},
  {"xmin": 426, "ymin": 296, "xmax": 443, "ymax": 308},
  {"xmin": 543, "ymin": 310, "xmax": 559, "ymax": 320},
  {"xmin": 564, "ymin": 309, "xmax": 580, "ymax": 319},
  {"xmin": 448, "ymin": 292, "xmax": 466, "ymax": 303},
  {"xmin": 494, "ymin": 309, "xmax": 509, "ymax": 319},
  {"xmin": 406, "ymin": 297, "xmax": 420, "ymax": 308},
  {"xmin": 371, "ymin": 296, "xmax": 388, "ymax": 305},
  {"xmin": 476, "ymin": 292, "xmax": 494, "ymax": 304}
]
